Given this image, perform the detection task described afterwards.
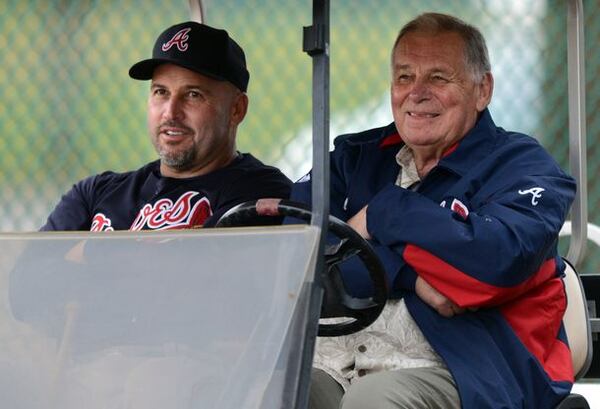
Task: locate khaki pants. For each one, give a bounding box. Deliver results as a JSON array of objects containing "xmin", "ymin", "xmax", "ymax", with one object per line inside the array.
[{"xmin": 309, "ymin": 367, "xmax": 461, "ymax": 409}]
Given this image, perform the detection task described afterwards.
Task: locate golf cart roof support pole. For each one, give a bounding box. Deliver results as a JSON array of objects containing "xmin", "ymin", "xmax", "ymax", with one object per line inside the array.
[
  {"xmin": 188, "ymin": 0, "xmax": 205, "ymax": 22},
  {"xmin": 295, "ymin": 1, "xmax": 330, "ymax": 408},
  {"xmin": 566, "ymin": 0, "xmax": 588, "ymax": 267}
]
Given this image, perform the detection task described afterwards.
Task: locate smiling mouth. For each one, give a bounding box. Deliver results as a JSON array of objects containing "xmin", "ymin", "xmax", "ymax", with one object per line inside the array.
[
  {"xmin": 407, "ymin": 111, "xmax": 439, "ymax": 118},
  {"xmin": 165, "ymin": 130, "xmax": 184, "ymax": 136},
  {"xmin": 159, "ymin": 121, "xmax": 192, "ymax": 138},
  {"xmin": 159, "ymin": 127, "xmax": 191, "ymax": 140}
]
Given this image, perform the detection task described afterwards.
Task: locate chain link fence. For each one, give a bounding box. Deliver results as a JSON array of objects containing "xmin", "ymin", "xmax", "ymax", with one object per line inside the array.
[{"xmin": 1, "ymin": 0, "xmax": 599, "ymax": 271}]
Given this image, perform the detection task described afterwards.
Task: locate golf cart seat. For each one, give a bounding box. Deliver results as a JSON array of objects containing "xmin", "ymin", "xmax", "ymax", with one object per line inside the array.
[{"xmin": 555, "ymin": 259, "xmax": 593, "ymax": 409}]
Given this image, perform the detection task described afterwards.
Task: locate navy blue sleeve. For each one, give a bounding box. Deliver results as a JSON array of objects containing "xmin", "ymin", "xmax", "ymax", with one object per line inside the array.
[
  {"xmin": 41, "ymin": 177, "xmax": 96, "ymax": 231},
  {"xmin": 366, "ymin": 156, "xmax": 576, "ymax": 307},
  {"xmin": 290, "ymin": 141, "xmax": 405, "ymax": 298}
]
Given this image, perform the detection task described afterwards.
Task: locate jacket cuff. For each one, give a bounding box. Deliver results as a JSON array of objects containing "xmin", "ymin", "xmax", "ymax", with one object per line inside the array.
[
  {"xmin": 371, "ymin": 244, "xmax": 404, "ymax": 298},
  {"xmin": 395, "ymin": 265, "xmax": 418, "ymax": 292}
]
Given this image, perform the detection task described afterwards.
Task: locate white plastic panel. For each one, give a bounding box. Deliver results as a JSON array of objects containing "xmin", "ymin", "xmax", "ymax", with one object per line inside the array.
[{"xmin": 0, "ymin": 226, "xmax": 319, "ymax": 409}]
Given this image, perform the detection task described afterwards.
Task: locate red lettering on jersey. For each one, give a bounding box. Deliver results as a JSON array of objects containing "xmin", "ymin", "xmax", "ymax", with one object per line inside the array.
[
  {"xmin": 130, "ymin": 191, "xmax": 212, "ymax": 231},
  {"xmin": 91, "ymin": 213, "xmax": 114, "ymax": 232},
  {"xmin": 161, "ymin": 28, "xmax": 191, "ymax": 52}
]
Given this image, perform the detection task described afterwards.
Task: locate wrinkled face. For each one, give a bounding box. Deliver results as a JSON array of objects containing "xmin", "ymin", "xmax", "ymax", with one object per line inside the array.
[
  {"xmin": 391, "ymin": 31, "xmax": 492, "ymax": 152},
  {"xmin": 147, "ymin": 64, "xmax": 247, "ymax": 176}
]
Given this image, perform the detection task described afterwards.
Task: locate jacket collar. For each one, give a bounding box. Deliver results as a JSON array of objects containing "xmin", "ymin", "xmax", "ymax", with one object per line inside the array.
[
  {"xmin": 437, "ymin": 109, "xmax": 497, "ymax": 176},
  {"xmin": 379, "ymin": 127, "xmax": 403, "ymax": 148},
  {"xmin": 374, "ymin": 109, "xmax": 497, "ymax": 177}
]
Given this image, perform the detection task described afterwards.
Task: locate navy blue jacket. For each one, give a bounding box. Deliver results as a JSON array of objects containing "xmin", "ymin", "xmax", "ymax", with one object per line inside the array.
[{"xmin": 292, "ymin": 110, "xmax": 576, "ymax": 408}]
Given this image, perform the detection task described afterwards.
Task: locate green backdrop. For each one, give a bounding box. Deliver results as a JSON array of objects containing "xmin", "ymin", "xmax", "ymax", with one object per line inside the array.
[{"xmin": 1, "ymin": 0, "xmax": 599, "ymax": 272}]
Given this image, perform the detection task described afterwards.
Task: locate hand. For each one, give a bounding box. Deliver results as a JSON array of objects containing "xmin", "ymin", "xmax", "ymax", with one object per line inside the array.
[
  {"xmin": 256, "ymin": 198, "xmax": 282, "ymax": 216},
  {"xmin": 415, "ymin": 276, "xmax": 466, "ymax": 318},
  {"xmin": 347, "ymin": 205, "xmax": 372, "ymax": 240}
]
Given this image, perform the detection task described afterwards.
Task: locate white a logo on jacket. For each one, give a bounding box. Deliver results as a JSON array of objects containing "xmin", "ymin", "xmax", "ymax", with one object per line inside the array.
[{"xmin": 518, "ymin": 187, "xmax": 545, "ymax": 206}]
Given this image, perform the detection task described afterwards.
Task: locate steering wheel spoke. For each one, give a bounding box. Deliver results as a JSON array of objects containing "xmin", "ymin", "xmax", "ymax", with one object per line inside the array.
[{"xmin": 324, "ymin": 239, "xmax": 361, "ymax": 266}]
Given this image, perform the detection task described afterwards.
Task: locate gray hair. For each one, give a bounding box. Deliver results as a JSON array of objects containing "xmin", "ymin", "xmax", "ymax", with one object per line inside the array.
[{"xmin": 392, "ymin": 13, "xmax": 491, "ymax": 80}]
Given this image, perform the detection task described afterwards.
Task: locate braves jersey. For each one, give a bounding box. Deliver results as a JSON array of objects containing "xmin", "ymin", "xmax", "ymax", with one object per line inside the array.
[
  {"xmin": 42, "ymin": 154, "xmax": 291, "ymax": 231},
  {"xmin": 291, "ymin": 109, "xmax": 576, "ymax": 408}
]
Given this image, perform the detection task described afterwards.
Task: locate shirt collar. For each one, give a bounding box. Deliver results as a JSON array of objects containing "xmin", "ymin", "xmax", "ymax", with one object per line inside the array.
[{"xmin": 395, "ymin": 145, "xmax": 420, "ymax": 188}]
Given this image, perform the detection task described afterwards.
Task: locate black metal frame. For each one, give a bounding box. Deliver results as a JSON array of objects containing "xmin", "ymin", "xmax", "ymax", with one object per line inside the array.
[{"xmin": 295, "ymin": 2, "xmax": 330, "ymax": 408}]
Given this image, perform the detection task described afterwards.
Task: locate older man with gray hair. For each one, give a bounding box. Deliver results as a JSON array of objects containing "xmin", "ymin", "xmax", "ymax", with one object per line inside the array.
[{"xmin": 285, "ymin": 12, "xmax": 576, "ymax": 409}]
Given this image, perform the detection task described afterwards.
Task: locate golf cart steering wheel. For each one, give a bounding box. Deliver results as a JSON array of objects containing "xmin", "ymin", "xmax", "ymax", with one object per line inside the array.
[{"xmin": 216, "ymin": 200, "xmax": 388, "ymax": 337}]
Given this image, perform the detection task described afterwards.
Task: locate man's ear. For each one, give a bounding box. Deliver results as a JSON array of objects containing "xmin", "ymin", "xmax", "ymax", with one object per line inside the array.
[
  {"xmin": 476, "ymin": 72, "xmax": 494, "ymax": 112},
  {"xmin": 231, "ymin": 92, "xmax": 249, "ymax": 125}
]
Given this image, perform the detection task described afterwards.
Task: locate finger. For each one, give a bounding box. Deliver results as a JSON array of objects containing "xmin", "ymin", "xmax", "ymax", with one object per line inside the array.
[
  {"xmin": 438, "ymin": 302, "xmax": 465, "ymax": 317},
  {"xmin": 452, "ymin": 305, "xmax": 466, "ymax": 315},
  {"xmin": 438, "ymin": 305, "xmax": 455, "ymax": 318}
]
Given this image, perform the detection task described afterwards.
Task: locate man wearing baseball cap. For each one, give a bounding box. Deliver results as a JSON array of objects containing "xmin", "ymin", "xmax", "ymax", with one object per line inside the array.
[{"xmin": 41, "ymin": 22, "xmax": 291, "ymax": 231}]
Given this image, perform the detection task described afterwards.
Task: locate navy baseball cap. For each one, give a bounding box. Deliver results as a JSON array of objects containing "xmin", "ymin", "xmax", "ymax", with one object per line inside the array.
[{"xmin": 129, "ymin": 21, "xmax": 250, "ymax": 92}]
